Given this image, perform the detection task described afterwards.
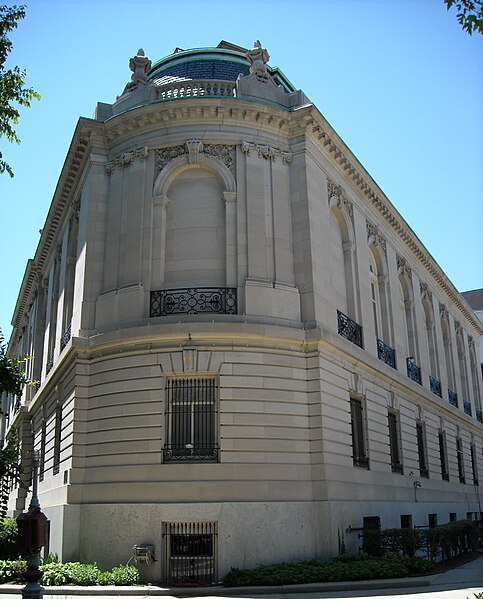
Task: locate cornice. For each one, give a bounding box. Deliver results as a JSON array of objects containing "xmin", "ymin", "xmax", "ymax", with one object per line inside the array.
[
  {"xmin": 10, "ymin": 119, "xmax": 101, "ymax": 347},
  {"xmin": 101, "ymin": 97, "xmax": 291, "ymax": 144},
  {"xmin": 293, "ymin": 105, "xmax": 482, "ymax": 335}
]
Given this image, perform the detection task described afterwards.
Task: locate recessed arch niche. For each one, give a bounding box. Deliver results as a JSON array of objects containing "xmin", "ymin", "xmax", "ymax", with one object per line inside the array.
[{"xmin": 151, "ymin": 154, "xmax": 237, "ymax": 290}]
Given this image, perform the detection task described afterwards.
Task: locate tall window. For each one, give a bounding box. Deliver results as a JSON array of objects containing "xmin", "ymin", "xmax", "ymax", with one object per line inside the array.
[
  {"xmin": 369, "ymin": 252, "xmax": 382, "ymax": 339},
  {"xmin": 471, "ymin": 443, "xmax": 478, "ymax": 486},
  {"xmin": 388, "ymin": 411, "xmax": 403, "ymax": 473},
  {"xmin": 456, "ymin": 437, "xmax": 465, "ymax": 484},
  {"xmin": 53, "ymin": 400, "xmax": 63, "ymax": 475},
  {"xmin": 163, "ymin": 378, "xmax": 218, "ymax": 462},
  {"xmin": 350, "ymin": 397, "xmax": 369, "ymax": 469},
  {"xmin": 438, "ymin": 431, "xmax": 449, "ymax": 481},
  {"xmin": 416, "ymin": 422, "xmax": 429, "ymax": 478}
]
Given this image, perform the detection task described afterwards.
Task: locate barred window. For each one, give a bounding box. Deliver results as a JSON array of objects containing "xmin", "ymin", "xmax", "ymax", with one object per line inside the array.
[
  {"xmin": 457, "ymin": 437, "xmax": 465, "ymax": 484},
  {"xmin": 471, "ymin": 443, "xmax": 478, "ymax": 486},
  {"xmin": 163, "ymin": 378, "xmax": 219, "ymax": 463},
  {"xmin": 350, "ymin": 397, "xmax": 369, "ymax": 469},
  {"xmin": 163, "ymin": 521, "xmax": 217, "ymax": 584}
]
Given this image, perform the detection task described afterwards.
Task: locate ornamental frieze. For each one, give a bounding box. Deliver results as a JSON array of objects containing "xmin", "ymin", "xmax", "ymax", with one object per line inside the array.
[
  {"xmin": 106, "ymin": 146, "xmax": 149, "ymax": 174},
  {"xmin": 154, "ymin": 142, "xmax": 235, "ymax": 176},
  {"xmin": 241, "ymin": 141, "xmax": 292, "ymax": 164}
]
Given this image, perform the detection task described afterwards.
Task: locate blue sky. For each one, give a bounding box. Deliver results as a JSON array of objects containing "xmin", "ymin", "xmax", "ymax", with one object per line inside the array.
[{"xmin": 0, "ymin": 0, "xmax": 482, "ymax": 340}]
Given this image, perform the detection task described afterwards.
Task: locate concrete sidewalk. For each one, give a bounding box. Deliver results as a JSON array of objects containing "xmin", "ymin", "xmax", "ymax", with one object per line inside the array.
[{"xmin": 0, "ymin": 555, "xmax": 482, "ymax": 599}]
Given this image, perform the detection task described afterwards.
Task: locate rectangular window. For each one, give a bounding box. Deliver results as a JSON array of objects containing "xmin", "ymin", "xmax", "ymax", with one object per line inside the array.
[
  {"xmin": 388, "ymin": 411, "xmax": 403, "ymax": 473},
  {"xmin": 53, "ymin": 401, "xmax": 62, "ymax": 475},
  {"xmin": 350, "ymin": 397, "xmax": 369, "ymax": 469},
  {"xmin": 400, "ymin": 514, "xmax": 412, "ymax": 529},
  {"xmin": 163, "ymin": 378, "xmax": 218, "ymax": 462},
  {"xmin": 471, "ymin": 443, "xmax": 478, "ymax": 486},
  {"xmin": 438, "ymin": 431, "xmax": 449, "ymax": 481},
  {"xmin": 449, "ymin": 512, "xmax": 457, "ymax": 522},
  {"xmin": 39, "ymin": 417, "xmax": 46, "ymax": 482},
  {"xmin": 162, "ymin": 521, "xmax": 217, "ymax": 584},
  {"xmin": 362, "ymin": 516, "xmax": 381, "ymax": 556},
  {"xmin": 428, "ymin": 513, "xmax": 438, "ymax": 528},
  {"xmin": 457, "ymin": 437, "xmax": 465, "ymax": 484},
  {"xmin": 416, "ymin": 422, "xmax": 429, "ymax": 478}
]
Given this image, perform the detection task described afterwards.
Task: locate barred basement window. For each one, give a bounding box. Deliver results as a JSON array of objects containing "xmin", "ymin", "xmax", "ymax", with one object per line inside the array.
[
  {"xmin": 163, "ymin": 378, "xmax": 219, "ymax": 462},
  {"xmin": 162, "ymin": 521, "xmax": 217, "ymax": 584},
  {"xmin": 350, "ymin": 397, "xmax": 369, "ymax": 469}
]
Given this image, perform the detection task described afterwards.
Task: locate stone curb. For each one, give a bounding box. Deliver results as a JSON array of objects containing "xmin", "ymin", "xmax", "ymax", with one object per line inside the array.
[{"xmin": 0, "ymin": 575, "xmax": 433, "ymax": 596}]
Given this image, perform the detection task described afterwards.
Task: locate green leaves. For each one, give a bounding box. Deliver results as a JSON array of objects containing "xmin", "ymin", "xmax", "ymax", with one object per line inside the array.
[
  {"xmin": 444, "ymin": 0, "xmax": 483, "ymax": 35},
  {"xmin": 0, "ymin": 4, "xmax": 40, "ymax": 177}
]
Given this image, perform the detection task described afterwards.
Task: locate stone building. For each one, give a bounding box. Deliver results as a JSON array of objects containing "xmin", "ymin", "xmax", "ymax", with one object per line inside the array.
[{"xmin": 3, "ymin": 41, "xmax": 483, "ymax": 582}]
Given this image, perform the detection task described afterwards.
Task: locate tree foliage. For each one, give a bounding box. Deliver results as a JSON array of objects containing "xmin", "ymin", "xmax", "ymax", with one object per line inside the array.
[
  {"xmin": 444, "ymin": 0, "xmax": 483, "ymax": 35},
  {"xmin": 0, "ymin": 4, "xmax": 40, "ymax": 177},
  {"xmin": 0, "ymin": 329, "xmax": 31, "ymax": 517}
]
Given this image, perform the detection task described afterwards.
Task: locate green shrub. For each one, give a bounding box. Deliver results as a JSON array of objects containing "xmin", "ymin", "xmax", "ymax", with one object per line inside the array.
[
  {"xmin": 0, "ymin": 560, "xmax": 15, "ymax": 584},
  {"xmin": 97, "ymin": 570, "xmax": 114, "ymax": 585},
  {"xmin": 111, "ymin": 564, "xmax": 140, "ymax": 586},
  {"xmin": 0, "ymin": 518, "xmax": 21, "ymax": 560},
  {"xmin": 222, "ymin": 555, "xmax": 432, "ymax": 587},
  {"xmin": 65, "ymin": 562, "xmax": 100, "ymax": 585},
  {"xmin": 40, "ymin": 562, "xmax": 70, "ymax": 586}
]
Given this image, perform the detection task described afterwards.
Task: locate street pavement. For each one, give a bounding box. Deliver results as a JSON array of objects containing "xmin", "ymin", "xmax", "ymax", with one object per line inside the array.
[{"xmin": 0, "ymin": 555, "xmax": 482, "ymax": 599}]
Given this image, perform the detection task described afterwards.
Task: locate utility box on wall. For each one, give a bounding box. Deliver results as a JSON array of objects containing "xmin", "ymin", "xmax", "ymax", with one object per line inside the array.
[{"xmin": 133, "ymin": 544, "xmax": 155, "ymax": 564}]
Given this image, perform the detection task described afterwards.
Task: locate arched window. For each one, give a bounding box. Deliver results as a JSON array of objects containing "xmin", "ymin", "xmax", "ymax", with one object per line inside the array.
[
  {"xmin": 369, "ymin": 251, "xmax": 382, "ymax": 339},
  {"xmin": 421, "ymin": 288, "xmax": 440, "ymax": 390},
  {"xmin": 440, "ymin": 306, "xmax": 457, "ymax": 403}
]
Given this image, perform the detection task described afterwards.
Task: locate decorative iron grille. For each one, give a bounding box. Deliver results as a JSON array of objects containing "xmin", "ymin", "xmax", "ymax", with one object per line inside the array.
[
  {"xmin": 151, "ymin": 288, "xmax": 237, "ymax": 317},
  {"xmin": 377, "ymin": 339, "xmax": 396, "ymax": 369},
  {"xmin": 476, "ymin": 409, "xmax": 483, "ymax": 424},
  {"xmin": 448, "ymin": 388, "xmax": 458, "ymax": 408},
  {"xmin": 406, "ymin": 358, "xmax": 422, "ymax": 385},
  {"xmin": 60, "ymin": 323, "xmax": 71, "ymax": 350},
  {"xmin": 46, "ymin": 352, "xmax": 54, "ymax": 374},
  {"xmin": 337, "ymin": 310, "xmax": 363, "ymax": 348},
  {"xmin": 162, "ymin": 521, "xmax": 217, "ymax": 585},
  {"xmin": 163, "ymin": 378, "xmax": 219, "ymax": 463},
  {"xmin": 429, "ymin": 375, "xmax": 442, "ymax": 398},
  {"xmin": 463, "ymin": 400, "xmax": 472, "ymax": 416}
]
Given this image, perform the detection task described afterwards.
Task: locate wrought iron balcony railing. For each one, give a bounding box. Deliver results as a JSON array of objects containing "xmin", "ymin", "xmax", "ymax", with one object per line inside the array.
[
  {"xmin": 337, "ymin": 310, "xmax": 363, "ymax": 348},
  {"xmin": 61, "ymin": 323, "xmax": 72, "ymax": 350},
  {"xmin": 448, "ymin": 388, "xmax": 458, "ymax": 408},
  {"xmin": 391, "ymin": 462, "xmax": 403, "ymax": 474},
  {"xmin": 353, "ymin": 454, "xmax": 369, "ymax": 469},
  {"xmin": 429, "ymin": 375, "xmax": 442, "ymax": 398},
  {"xmin": 377, "ymin": 339, "xmax": 396, "ymax": 369},
  {"xmin": 163, "ymin": 444, "xmax": 219, "ymax": 463},
  {"xmin": 150, "ymin": 287, "xmax": 237, "ymax": 317},
  {"xmin": 463, "ymin": 400, "xmax": 472, "ymax": 416},
  {"xmin": 406, "ymin": 358, "xmax": 422, "ymax": 385},
  {"xmin": 476, "ymin": 409, "xmax": 483, "ymax": 424}
]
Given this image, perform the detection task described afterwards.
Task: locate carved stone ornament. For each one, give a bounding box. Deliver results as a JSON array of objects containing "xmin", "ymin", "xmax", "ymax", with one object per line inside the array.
[
  {"xmin": 327, "ymin": 178, "xmax": 353, "ymax": 219},
  {"xmin": 154, "ymin": 143, "xmax": 236, "ymax": 176},
  {"xmin": 70, "ymin": 197, "xmax": 81, "ymax": 224},
  {"xmin": 246, "ymin": 40, "xmax": 270, "ymax": 83},
  {"xmin": 439, "ymin": 303, "xmax": 449, "ymax": 321},
  {"xmin": 397, "ymin": 255, "xmax": 411, "ymax": 279},
  {"xmin": 186, "ymin": 139, "xmax": 204, "ymax": 164},
  {"xmin": 106, "ymin": 146, "xmax": 149, "ymax": 174},
  {"xmin": 419, "ymin": 281, "xmax": 433, "ymax": 302},
  {"xmin": 366, "ymin": 221, "xmax": 387, "ymax": 255},
  {"xmin": 124, "ymin": 48, "xmax": 152, "ymax": 92},
  {"xmin": 241, "ymin": 141, "xmax": 292, "ymax": 164}
]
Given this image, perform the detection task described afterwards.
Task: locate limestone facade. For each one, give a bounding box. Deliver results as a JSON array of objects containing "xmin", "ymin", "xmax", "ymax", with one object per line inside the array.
[{"xmin": 2, "ymin": 41, "xmax": 483, "ymax": 582}]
